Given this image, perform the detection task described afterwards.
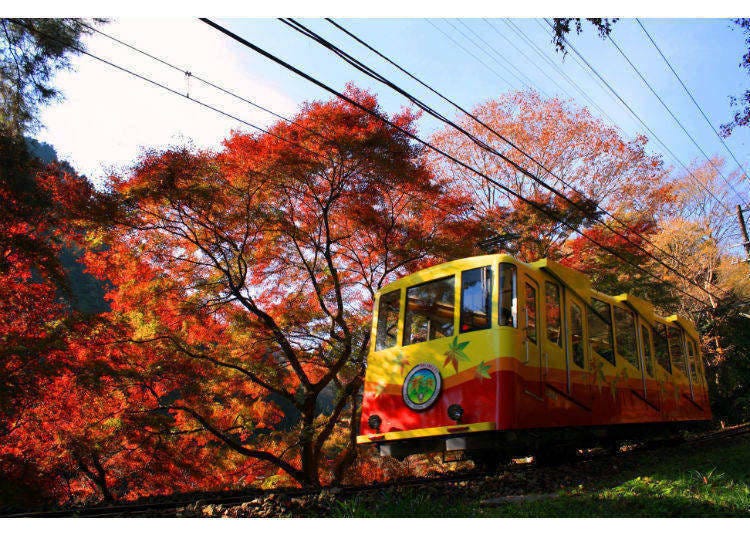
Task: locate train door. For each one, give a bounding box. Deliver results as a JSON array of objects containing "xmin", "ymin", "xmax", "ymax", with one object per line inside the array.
[
  {"xmin": 522, "ymin": 277, "xmax": 543, "ymax": 400},
  {"xmin": 638, "ymin": 321, "xmax": 660, "ymax": 410},
  {"xmin": 667, "ymin": 325, "xmax": 692, "ymax": 406},
  {"xmin": 685, "ymin": 337, "xmax": 703, "ymax": 405},
  {"xmin": 686, "ymin": 338, "xmax": 707, "ymax": 408},
  {"xmin": 653, "ymin": 322, "xmax": 675, "ymax": 417},
  {"xmin": 541, "ymin": 279, "xmax": 566, "ymax": 394},
  {"xmin": 567, "ymin": 295, "xmax": 592, "ymax": 406}
]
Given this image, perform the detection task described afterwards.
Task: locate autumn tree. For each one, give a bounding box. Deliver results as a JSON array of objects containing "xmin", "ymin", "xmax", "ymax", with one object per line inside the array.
[
  {"xmin": 90, "ymin": 87, "xmax": 475, "ymax": 487},
  {"xmin": 644, "ymin": 158, "xmax": 750, "ymax": 422},
  {"xmin": 1, "ymin": 17, "xmax": 106, "ymax": 419},
  {"xmin": 431, "ymin": 90, "xmax": 672, "ymax": 262}
]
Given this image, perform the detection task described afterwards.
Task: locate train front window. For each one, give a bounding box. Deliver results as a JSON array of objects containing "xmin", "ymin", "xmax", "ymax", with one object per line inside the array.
[
  {"xmin": 545, "ymin": 282, "xmax": 562, "ymax": 346},
  {"xmin": 498, "ymin": 263, "xmax": 517, "ymax": 327},
  {"xmin": 653, "ymin": 322, "xmax": 671, "ymax": 373},
  {"xmin": 375, "ymin": 289, "xmax": 400, "ymax": 351},
  {"xmin": 667, "ymin": 325, "xmax": 687, "ymax": 376},
  {"xmin": 588, "ymin": 298, "xmax": 614, "ymax": 365},
  {"xmin": 403, "ymin": 276, "xmax": 455, "ymax": 345},
  {"xmin": 614, "ymin": 307, "xmax": 639, "ymax": 370},
  {"xmin": 460, "ymin": 266, "xmax": 492, "ymax": 333}
]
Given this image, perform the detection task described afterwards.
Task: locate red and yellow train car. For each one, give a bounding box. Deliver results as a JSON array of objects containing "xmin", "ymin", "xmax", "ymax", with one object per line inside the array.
[{"xmin": 358, "ymin": 255, "xmax": 711, "ymax": 462}]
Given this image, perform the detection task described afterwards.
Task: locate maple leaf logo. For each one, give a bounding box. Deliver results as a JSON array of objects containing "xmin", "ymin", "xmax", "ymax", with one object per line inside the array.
[
  {"xmin": 475, "ymin": 360, "xmax": 491, "ymax": 380},
  {"xmin": 394, "ymin": 351, "xmax": 410, "ymax": 377},
  {"xmin": 443, "ymin": 336, "xmax": 470, "ymax": 374}
]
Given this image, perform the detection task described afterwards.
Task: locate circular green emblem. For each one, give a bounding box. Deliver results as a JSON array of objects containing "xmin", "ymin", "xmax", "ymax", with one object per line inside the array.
[{"xmin": 403, "ymin": 363, "xmax": 441, "ymax": 410}]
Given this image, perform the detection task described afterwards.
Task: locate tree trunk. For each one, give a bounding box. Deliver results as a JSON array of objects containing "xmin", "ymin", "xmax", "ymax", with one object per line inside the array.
[{"xmin": 300, "ymin": 395, "xmax": 320, "ymax": 487}]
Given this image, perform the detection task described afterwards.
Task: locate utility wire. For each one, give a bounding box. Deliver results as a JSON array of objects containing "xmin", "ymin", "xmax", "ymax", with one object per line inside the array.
[
  {"xmin": 482, "ymin": 18, "xmax": 609, "ymax": 121},
  {"xmin": 444, "ymin": 19, "xmax": 544, "ymax": 96},
  {"xmin": 76, "ymin": 21, "xmax": 349, "ymax": 153},
  {"xmin": 325, "ymin": 17, "xmax": 719, "ymax": 286},
  {"xmin": 291, "ymin": 18, "xmax": 726, "ymax": 302},
  {"xmin": 7, "ymin": 21, "xmax": 323, "ymax": 161},
  {"xmin": 20, "ymin": 18, "xmax": 464, "ymax": 231},
  {"xmin": 453, "ymin": 19, "xmax": 541, "ymax": 93},
  {"xmin": 528, "ymin": 18, "xmax": 635, "ymax": 132},
  {"xmin": 422, "ymin": 19, "xmax": 516, "ymax": 90},
  {"xmin": 543, "ymin": 18, "xmax": 735, "ymax": 215},
  {"xmin": 498, "ymin": 18, "xmax": 619, "ymax": 127},
  {"xmin": 22, "ymin": 17, "xmax": 720, "ymax": 308},
  {"xmin": 635, "ymin": 18, "xmax": 750, "ymax": 183},
  {"xmin": 201, "ymin": 17, "xmax": 720, "ymax": 307},
  {"xmin": 68, "ymin": 21, "xmax": 473, "ymax": 223},
  {"xmin": 606, "ymin": 32, "xmax": 748, "ymax": 205}
]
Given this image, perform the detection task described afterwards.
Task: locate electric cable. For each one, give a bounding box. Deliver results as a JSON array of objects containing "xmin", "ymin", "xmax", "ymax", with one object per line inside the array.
[
  {"xmin": 636, "ymin": 18, "xmax": 750, "ymax": 183},
  {"xmin": 286, "ymin": 18, "xmax": 727, "ymax": 303},
  {"xmin": 606, "ymin": 32, "xmax": 748, "ymax": 205},
  {"xmin": 325, "ymin": 17, "xmax": 719, "ymax": 283},
  {"xmin": 543, "ymin": 18, "xmax": 735, "ymax": 215},
  {"xmin": 201, "ymin": 17, "xmax": 721, "ymax": 308}
]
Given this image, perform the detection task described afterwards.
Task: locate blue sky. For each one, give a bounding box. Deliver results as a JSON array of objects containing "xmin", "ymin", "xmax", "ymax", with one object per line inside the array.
[{"xmin": 39, "ymin": 17, "xmax": 750, "ymax": 203}]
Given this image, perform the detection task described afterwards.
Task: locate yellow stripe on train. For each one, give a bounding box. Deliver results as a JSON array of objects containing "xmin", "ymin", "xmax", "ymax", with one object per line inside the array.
[{"xmin": 357, "ymin": 421, "xmax": 496, "ymax": 444}]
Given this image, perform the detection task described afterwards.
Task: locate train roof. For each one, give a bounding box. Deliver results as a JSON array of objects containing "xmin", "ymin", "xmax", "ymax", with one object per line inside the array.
[{"xmin": 377, "ymin": 254, "xmax": 699, "ymax": 337}]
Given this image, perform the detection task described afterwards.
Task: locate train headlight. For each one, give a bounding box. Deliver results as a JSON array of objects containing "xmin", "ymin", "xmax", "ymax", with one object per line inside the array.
[
  {"xmin": 368, "ymin": 414, "xmax": 382, "ymax": 431},
  {"xmin": 447, "ymin": 404, "xmax": 464, "ymax": 423}
]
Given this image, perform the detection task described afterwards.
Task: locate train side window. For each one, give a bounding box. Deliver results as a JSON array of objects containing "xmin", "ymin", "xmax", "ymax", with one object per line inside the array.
[
  {"xmin": 403, "ymin": 276, "xmax": 455, "ymax": 345},
  {"xmin": 545, "ymin": 282, "xmax": 562, "ymax": 346},
  {"xmin": 588, "ymin": 298, "xmax": 614, "ymax": 365},
  {"xmin": 498, "ymin": 263, "xmax": 517, "ymax": 327},
  {"xmin": 641, "ymin": 325, "xmax": 655, "ymax": 377},
  {"xmin": 375, "ymin": 289, "xmax": 401, "ymax": 351},
  {"xmin": 525, "ymin": 283, "xmax": 537, "ymax": 343},
  {"xmin": 667, "ymin": 325, "xmax": 688, "ymax": 376},
  {"xmin": 614, "ymin": 307, "xmax": 639, "ymax": 370},
  {"xmin": 653, "ymin": 322, "xmax": 671, "ymax": 374},
  {"xmin": 460, "ymin": 266, "xmax": 492, "ymax": 333},
  {"xmin": 570, "ymin": 302, "xmax": 585, "ymax": 369}
]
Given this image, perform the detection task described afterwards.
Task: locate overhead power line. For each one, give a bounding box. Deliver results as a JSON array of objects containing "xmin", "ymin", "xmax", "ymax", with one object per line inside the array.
[
  {"xmin": 606, "ymin": 32, "xmax": 748, "ymax": 205},
  {"xmin": 21, "ymin": 18, "xmax": 463, "ymax": 232},
  {"xmin": 635, "ymin": 18, "xmax": 750, "ymax": 184},
  {"xmin": 542, "ymin": 19, "xmax": 736, "ymax": 216},
  {"xmin": 71, "ymin": 21, "xmax": 479, "ymax": 222},
  {"xmin": 201, "ymin": 17, "xmax": 721, "ymax": 308},
  {"xmin": 324, "ymin": 17, "xmax": 721, "ymax": 290},
  {"xmin": 443, "ymin": 18, "xmax": 545, "ymax": 97},
  {"xmin": 16, "ymin": 17, "xmax": 721, "ymax": 308},
  {"xmin": 422, "ymin": 19, "xmax": 516, "ymax": 90},
  {"xmin": 76, "ymin": 21, "xmax": 346, "ymax": 152},
  {"xmin": 498, "ymin": 18, "xmax": 620, "ymax": 127}
]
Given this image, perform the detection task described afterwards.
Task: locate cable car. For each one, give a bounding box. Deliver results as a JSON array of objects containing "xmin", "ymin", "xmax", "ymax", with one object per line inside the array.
[{"xmin": 358, "ymin": 255, "xmax": 711, "ymax": 464}]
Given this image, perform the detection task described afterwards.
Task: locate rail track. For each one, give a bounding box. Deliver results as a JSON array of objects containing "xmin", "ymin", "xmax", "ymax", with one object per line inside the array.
[{"xmin": 7, "ymin": 422, "xmax": 750, "ymax": 518}]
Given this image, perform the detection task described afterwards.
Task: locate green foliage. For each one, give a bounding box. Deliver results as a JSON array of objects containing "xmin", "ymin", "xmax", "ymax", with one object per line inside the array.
[
  {"xmin": 0, "ymin": 18, "xmax": 101, "ymax": 134},
  {"xmin": 332, "ymin": 488, "xmax": 478, "ymax": 517},
  {"xmin": 333, "ymin": 437, "xmax": 750, "ymax": 517},
  {"xmin": 700, "ymin": 293, "xmax": 750, "ymax": 424},
  {"xmin": 550, "ymin": 18, "xmax": 619, "ymax": 55}
]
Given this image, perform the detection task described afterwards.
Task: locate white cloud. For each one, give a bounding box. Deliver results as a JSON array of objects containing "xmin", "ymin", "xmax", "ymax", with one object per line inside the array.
[{"xmin": 38, "ymin": 18, "xmax": 297, "ymax": 185}]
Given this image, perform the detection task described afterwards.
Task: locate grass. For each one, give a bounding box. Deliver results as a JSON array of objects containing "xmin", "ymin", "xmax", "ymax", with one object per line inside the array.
[{"xmin": 331, "ymin": 436, "xmax": 750, "ymax": 517}]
